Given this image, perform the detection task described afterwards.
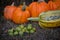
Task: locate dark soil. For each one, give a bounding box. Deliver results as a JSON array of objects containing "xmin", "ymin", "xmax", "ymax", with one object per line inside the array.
[{"xmin": 0, "ymin": 17, "xmax": 60, "ymax": 40}]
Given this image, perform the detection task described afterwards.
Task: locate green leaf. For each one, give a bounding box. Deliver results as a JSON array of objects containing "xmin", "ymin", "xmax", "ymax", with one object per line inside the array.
[
  {"xmin": 8, "ymin": 32, "xmax": 13, "ymax": 36},
  {"xmin": 16, "ymin": 27, "xmax": 21, "ymax": 31},
  {"xmin": 22, "ymin": 27, "xmax": 27, "ymax": 32},
  {"xmin": 14, "ymin": 31, "xmax": 18, "ymax": 35},
  {"xmin": 26, "ymin": 30, "xmax": 29, "ymax": 33},
  {"xmin": 30, "ymin": 29, "xmax": 35, "ymax": 33},
  {"xmin": 8, "ymin": 29, "xmax": 13, "ymax": 33},
  {"xmin": 32, "ymin": 28, "xmax": 36, "ymax": 32},
  {"xmin": 20, "ymin": 25, "xmax": 24, "ymax": 29},
  {"xmin": 19, "ymin": 31, "xmax": 23, "ymax": 36},
  {"xmin": 27, "ymin": 24, "xmax": 32, "ymax": 30}
]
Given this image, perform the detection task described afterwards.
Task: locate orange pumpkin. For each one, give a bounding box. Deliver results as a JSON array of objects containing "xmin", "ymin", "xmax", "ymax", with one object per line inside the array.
[
  {"xmin": 49, "ymin": 0, "xmax": 60, "ymax": 10},
  {"xmin": 12, "ymin": 2, "xmax": 30, "ymax": 24},
  {"xmin": 29, "ymin": 2, "xmax": 39, "ymax": 17},
  {"xmin": 29, "ymin": 1, "xmax": 49, "ymax": 17},
  {"xmin": 48, "ymin": 1, "xmax": 58, "ymax": 10},
  {"xmin": 19, "ymin": 5, "xmax": 29, "ymax": 10},
  {"xmin": 50, "ymin": 0, "xmax": 60, "ymax": 2},
  {"xmin": 38, "ymin": 2, "xmax": 49, "ymax": 13},
  {"xmin": 54, "ymin": 0, "xmax": 60, "ymax": 10},
  {"xmin": 4, "ymin": 2, "xmax": 17, "ymax": 20}
]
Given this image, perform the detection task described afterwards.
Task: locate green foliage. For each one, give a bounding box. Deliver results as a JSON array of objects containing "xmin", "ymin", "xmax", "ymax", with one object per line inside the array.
[{"xmin": 8, "ymin": 24, "xmax": 36, "ymax": 36}]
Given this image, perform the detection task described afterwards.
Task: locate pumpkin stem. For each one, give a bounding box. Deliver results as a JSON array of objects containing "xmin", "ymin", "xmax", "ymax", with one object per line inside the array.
[
  {"xmin": 38, "ymin": 0, "xmax": 45, "ymax": 3},
  {"xmin": 22, "ymin": 2, "xmax": 26, "ymax": 11},
  {"xmin": 11, "ymin": 2, "xmax": 14, "ymax": 6}
]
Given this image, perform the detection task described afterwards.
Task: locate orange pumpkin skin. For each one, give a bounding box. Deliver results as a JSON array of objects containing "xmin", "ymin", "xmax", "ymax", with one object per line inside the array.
[
  {"xmin": 49, "ymin": 0, "xmax": 59, "ymax": 1},
  {"xmin": 38, "ymin": 2, "xmax": 49, "ymax": 13},
  {"xmin": 19, "ymin": 5, "xmax": 29, "ymax": 10},
  {"xmin": 48, "ymin": 1, "xmax": 58, "ymax": 10},
  {"xmin": 49, "ymin": 0, "xmax": 60, "ymax": 10},
  {"xmin": 12, "ymin": 7, "xmax": 30, "ymax": 24},
  {"xmin": 4, "ymin": 6, "xmax": 16, "ymax": 20},
  {"xmin": 50, "ymin": 0, "xmax": 60, "ymax": 2},
  {"xmin": 54, "ymin": 0, "xmax": 60, "ymax": 10},
  {"xmin": 29, "ymin": 2, "xmax": 49, "ymax": 17},
  {"xmin": 29, "ymin": 2, "xmax": 39, "ymax": 17}
]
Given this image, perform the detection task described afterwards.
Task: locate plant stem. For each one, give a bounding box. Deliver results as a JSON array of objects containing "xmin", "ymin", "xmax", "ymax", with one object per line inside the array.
[
  {"xmin": 11, "ymin": 2, "xmax": 14, "ymax": 6},
  {"xmin": 22, "ymin": 2, "xmax": 26, "ymax": 11},
  {"xmin": 38, "ymin": 0, "xmax": 45, "ymax": 3}
]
